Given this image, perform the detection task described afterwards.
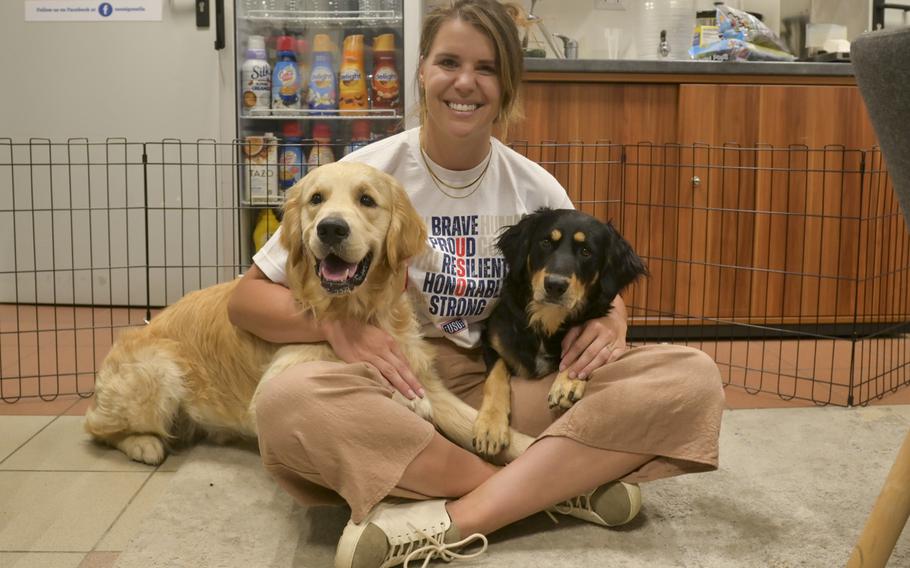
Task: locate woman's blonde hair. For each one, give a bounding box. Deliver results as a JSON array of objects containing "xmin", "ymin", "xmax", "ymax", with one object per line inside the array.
[{"xmin": 417, "ymin": 0, "xmax": 526, "ymax": 134}]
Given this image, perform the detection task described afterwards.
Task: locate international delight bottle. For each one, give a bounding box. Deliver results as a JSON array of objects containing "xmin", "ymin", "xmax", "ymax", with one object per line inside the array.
[
  {"xmin": 307, "ymin": 34, "xmax": 338, "ymax": 115},
  {"xmin": 338, "ymin": 34, "xmax": 368, "ymax": 114},
  {"xmin": 371, "ymin": 33, "xmax": 400, "ymax": 110},
  {"xmin": 307, "ymin": 123, "xmax": 336, "ymax": 173}
]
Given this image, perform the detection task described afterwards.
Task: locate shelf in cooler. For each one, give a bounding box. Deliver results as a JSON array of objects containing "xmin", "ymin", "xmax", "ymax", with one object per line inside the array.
[
  {"xmin": 241, "ymin": 199, "xmax": 285, "ymax": 207},
  {"xmin": 242, "ymin": 10, "xmax": 401, "ymax": 26},
  {"xmin": 242, "ymin": 109, "xmax": 402, "ymax": 120}
]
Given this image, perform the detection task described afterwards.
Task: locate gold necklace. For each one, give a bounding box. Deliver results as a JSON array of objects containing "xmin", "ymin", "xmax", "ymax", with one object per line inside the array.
[{"xmin": 420, "ymin": 144, "xmax": 492, "ymax": 199}]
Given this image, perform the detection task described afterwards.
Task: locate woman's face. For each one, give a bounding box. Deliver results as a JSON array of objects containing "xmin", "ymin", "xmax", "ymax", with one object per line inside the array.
[{"xmin": 419, "ymin": 18, "xmax": 502, "ymax": 144}]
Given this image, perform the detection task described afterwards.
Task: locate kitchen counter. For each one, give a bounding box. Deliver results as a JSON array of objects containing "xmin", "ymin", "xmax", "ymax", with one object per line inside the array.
[{"xmin": 523, "ymin": 58, "xmax": 855, "ymax": 85}]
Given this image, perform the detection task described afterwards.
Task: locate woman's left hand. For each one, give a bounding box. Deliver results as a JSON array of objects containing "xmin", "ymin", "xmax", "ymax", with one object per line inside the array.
[{"xmin": 559, "ymin": 297, "xmax": 630, "ymax": 380}]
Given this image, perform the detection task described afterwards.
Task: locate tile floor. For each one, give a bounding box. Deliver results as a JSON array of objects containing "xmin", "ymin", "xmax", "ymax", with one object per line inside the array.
[
  {"xmin": 5, "ymin": 389, "xmax": 910, "ymax": 568},
  {"xmin": 3, "ymin": 304, "xmax": 910, "ymax": 566},
  {"xmin": 0, "ymin": 396, "xmax": 190, "ymax": 568}
]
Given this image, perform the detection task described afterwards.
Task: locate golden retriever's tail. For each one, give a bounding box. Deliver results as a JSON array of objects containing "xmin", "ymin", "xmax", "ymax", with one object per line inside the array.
[{"xmin": 84, "ymin": 334, "xmax": 189, "ymax": 465}]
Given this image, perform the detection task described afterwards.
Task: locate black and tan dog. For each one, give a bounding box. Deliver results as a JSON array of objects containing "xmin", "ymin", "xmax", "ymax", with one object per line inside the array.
[{"xmin": 472, "ymin": 208, "xmax": 648, "ymax": 456}]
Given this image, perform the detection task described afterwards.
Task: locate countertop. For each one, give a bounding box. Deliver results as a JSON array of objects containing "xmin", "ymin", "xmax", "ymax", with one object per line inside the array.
[{"xmin": 524, "ymin": 58, "xmax": 854, "ymax": 77}]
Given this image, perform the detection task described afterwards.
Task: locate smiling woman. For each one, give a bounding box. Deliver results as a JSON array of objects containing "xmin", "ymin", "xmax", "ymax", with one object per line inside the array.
[
  {"xmin": 417, "ymin": 4, "xmax": 523, "ymax": 170},
  {"xmin": 229, "ymin": 2, "xmax": 725, "ymax": 568},
  {"xmin": 418, "ymin": 19, "xmax": 502, "ymax": 166}
]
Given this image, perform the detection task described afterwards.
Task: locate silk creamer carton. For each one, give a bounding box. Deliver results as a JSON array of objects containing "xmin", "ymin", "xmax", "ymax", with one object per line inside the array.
[{"xmin": 242, "ymin": 134, "xmax": 280, "ymax": 204}]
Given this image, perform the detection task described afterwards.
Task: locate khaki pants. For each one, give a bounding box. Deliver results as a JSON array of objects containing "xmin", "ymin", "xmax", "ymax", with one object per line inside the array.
[{"xmin": 255, "ymin": 341, "xmax": 725, "ymax": 523}]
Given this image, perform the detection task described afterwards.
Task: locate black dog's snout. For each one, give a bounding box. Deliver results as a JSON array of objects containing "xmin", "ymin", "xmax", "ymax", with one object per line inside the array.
[
  {"xmin": 544, "ymin": 275, "xmax": 569, "ymax": 298},
  {"xmin": 317, "ymin": 217, "xmax": 350, "ymax": 246}
]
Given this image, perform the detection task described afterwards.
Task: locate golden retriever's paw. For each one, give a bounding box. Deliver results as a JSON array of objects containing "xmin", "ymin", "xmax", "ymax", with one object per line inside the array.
[
  {"xmin": 407, "ymin": 396, "xmax": 434, "ymax": 422},
  {"xmin": 472, "ymin": 411, "xmax": 511, "ymax": 457},
  {"xmin": 393, "ymin": 390, "xmax": 434, "ymax": 422},
  {"xmin": 548, "ymin": 374, "xmax": 588, "ymax": 410},
  {"xmin": 116, "ymin": 434, "xmax": 166, "ymax": 465}
]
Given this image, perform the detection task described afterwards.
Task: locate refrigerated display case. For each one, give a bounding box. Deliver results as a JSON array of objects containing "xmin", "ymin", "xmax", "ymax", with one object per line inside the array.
[{"xmin": 233, "ymin": 1, "xmax": 422, "ymax": 258}]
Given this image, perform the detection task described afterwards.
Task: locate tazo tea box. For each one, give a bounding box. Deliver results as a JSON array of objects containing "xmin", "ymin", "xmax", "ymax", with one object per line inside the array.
[{"xmin": 242, "ymin": 134, "xmax": 280, "ymax": 204}]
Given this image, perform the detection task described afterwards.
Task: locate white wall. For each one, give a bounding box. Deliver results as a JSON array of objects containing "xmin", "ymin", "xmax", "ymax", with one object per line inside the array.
[{"xmin": 0, "ymin": 0, "xmax": 234, "ymax": 142}]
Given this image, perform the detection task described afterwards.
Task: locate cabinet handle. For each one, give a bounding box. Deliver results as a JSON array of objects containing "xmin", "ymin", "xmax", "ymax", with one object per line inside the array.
[{"xmin": 691, "ymin": 175, "xmax": 702, "ymax": 187}]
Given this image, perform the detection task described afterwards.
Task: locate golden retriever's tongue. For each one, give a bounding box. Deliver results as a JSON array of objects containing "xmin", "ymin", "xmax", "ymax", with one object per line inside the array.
[{"xmin": 320, "ymin": 254, "xmax": 357, "ymax": 281}]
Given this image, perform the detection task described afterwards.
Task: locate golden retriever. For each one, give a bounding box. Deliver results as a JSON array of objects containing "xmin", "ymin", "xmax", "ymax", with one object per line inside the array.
[{"xmin": 84, "ymin": 161, "xmax": 533, "ymax": 465}]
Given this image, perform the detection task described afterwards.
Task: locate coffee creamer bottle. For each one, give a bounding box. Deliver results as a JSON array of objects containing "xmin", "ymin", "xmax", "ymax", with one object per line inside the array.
[
  {"xmin": 279, "ymin": 121, "xmax": 305, "ymax": 192},
  {"xmin": 271, "ymin": 35, "xmax": 301, "ymax": 112},
  {"xmin": 342, "ymin": 120, "xmax": 371, "ymax": 156},
  {"xmin": 307, "ymin": 123, "xmax": 335, "ymax": 173},
  {"xmin": 307, "ymin": 34, "xmax": 337, "ymax": 114},
  {"xmin": 241, "ymin": 35, "xmax": 271, "ymax": 116},
  {"xmin": 339, "ymin": 34, "xmax": 368, "ymax": 113},
  {"xmin": 371, "ymin": 33, "xmax": 400, "ymax": 110}
]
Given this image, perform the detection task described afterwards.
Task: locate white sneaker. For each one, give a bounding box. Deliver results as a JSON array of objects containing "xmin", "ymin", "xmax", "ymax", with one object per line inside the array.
[
  {"xmin": 334, "ymin": 499, "xmax": 488, "ymax": 568},
  {"xmin": 548, "ymin": 481, "xmax": 641, "ymax": 527}
]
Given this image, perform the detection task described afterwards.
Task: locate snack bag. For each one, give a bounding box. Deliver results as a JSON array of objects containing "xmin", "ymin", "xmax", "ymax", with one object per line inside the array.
[{"xmin": 690, "ymin": 5, "xmax": 795, "ymax": 62}]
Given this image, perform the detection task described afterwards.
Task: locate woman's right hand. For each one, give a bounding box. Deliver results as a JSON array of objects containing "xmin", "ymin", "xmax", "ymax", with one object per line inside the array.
[
  {"xmin": 229, "ymin": 265, "xmax": 424, "ymax": 399},
  {"xmin": 321, "ymin": 319, "xmax": 425, "ymax": 400}
]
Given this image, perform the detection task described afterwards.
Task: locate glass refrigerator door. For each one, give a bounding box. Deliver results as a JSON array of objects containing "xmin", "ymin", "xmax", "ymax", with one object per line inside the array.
[
  {"xmin": 235, "ymin": 1, "xmax": 418, "ymax": 257},
  {"xmin": 235, "ymin": 1, "xmax": 410, "ymax": 195}
]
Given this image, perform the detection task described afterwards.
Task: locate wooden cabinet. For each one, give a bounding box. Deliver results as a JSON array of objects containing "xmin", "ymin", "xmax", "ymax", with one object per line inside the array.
[
  {"xmin": 676, "ymin": 83, "xmax": 878, "ymax": 147},
  {"xmin": 508, "ymin": 73, "xmax": 904, "ymax": 329},
  {"xmin": 674, "ymin": 84, "xmax": 876, "ymax": 326},
  {"xmin": 515, "ymin": 82, "xmax": 678, "ymax": 145}
]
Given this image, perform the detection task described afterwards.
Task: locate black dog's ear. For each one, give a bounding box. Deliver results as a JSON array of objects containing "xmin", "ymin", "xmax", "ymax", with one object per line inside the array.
[
  {"xmin": 496, "ymin": 209, "xmax": 548, "ymax": 284},
  {"xmin": 599, "ymin": 221, "xmax": 648, "ymax": 303}
]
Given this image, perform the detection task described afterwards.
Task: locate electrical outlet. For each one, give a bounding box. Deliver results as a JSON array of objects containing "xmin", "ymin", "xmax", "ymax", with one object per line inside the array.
[{"xmin": 594, "ymin": 0, "xmax": 624, "ymax": 10}]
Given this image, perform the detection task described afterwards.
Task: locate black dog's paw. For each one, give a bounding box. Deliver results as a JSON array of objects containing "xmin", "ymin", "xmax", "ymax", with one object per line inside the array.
[
  {"xmin": 547, "ymin": 372, "xmax": 588, "ymax": 410},
  {"xmin": 472, "ymin": 411, "xmax": 511, "ymax": 457}
]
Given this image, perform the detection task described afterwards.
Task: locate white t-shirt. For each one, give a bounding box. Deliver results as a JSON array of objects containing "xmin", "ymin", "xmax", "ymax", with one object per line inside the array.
[{"xmin": 254, "ymin": 127, "xmax": 573, "ymax": 349}]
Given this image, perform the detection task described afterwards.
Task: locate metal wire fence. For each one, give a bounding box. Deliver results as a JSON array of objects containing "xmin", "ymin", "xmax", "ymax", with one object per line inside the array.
[
  {"xmin": 1, "ymin": 138, "xmax": 907, "ymax": 406},
  {"xmin": 513, "ymin": 141, "xmax": 909, "ymax": 406}
]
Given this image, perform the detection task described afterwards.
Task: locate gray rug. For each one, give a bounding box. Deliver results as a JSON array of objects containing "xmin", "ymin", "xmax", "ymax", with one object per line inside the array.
[{"xmin": 114, "ymin": 406, "xmax": 910, "ymax": 568}]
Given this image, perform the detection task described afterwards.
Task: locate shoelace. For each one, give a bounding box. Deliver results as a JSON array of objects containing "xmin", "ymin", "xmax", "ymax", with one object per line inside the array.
[
  {"xmin": 544, "ymin": 492, "xmax": 595, "ymax": 524},
  {"xmin": 551, "ymin": 492, "xmax": 593, "ymax": 516},
  {"xmin": 387, "ymin": 522, "xmax": 446, "ymax": 563},
  {"xmin": 401, "ymin": 525, "xmax": 489, "ymax": 568}
]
